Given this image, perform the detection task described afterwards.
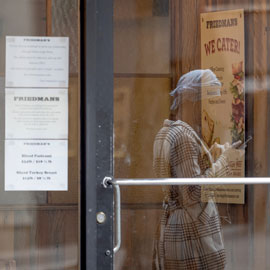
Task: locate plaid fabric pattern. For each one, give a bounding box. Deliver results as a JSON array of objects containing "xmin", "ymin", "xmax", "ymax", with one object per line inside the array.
[{"xmin": 152, "ymin": 120, "xmax": 229, "ymax": 270}]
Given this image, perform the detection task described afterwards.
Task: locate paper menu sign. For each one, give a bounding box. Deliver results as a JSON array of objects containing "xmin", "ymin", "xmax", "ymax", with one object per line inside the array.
[
  {"xmin": 5, "ymin": 36, "xmax": 69, "ymax": 88},
  {"xmin": 5, "ymin": 36, "xmax": 69, "ymax": 191},
  {"xmin": 5, "ymin": 88, "xmax": 68, "ymax": 139},
  {"xmin": 5, "ymin": 140, "xmax": 68, "ymax": 191},
  {"xmin": 200, "ymin": 10, "xmax": 245, "ymax": 204}
]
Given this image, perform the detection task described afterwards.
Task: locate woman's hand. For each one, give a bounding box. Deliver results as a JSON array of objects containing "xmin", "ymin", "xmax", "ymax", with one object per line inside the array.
[{"xmin": 210, "ymin": 141, "xmax": 242, "ymax": 162}]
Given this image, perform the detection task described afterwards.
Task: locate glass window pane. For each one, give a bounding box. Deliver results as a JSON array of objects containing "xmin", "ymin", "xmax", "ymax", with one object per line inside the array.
[
  {"xmin": 114, "ymin": 1, "xmax": 270, "ymax": 269},
  {"xmin": 1, "ymin": 0, "xmax": 80, "ymax": 269}
]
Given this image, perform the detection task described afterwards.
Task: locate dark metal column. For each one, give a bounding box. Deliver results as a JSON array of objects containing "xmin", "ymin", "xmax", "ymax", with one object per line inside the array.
[{"xmin": 81, "ymin": 0, "xmax": 114, "ymax": 269}]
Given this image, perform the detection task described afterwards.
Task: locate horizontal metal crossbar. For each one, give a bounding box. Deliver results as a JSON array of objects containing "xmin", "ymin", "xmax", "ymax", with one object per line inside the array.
[{"xmin": 104, "ymin": 177, "xmax": 270, "ymax": 188}]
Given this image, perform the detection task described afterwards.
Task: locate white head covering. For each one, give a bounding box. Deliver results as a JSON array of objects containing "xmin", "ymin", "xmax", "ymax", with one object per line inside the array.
[{"xmin": 170, "ymin": 69, "xmax": 221, "ymax": 110}]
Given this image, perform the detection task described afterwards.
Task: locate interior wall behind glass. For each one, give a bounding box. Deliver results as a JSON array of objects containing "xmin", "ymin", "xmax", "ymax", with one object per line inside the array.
[{"xmin": 114, "ymin": 0, "xmax": 170, "ymax": 74}]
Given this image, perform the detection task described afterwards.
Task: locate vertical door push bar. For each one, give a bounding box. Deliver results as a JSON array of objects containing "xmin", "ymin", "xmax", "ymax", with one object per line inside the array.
[{"xmin": 102, "ymin": 176, "xmax": 270, "ymax": 254}]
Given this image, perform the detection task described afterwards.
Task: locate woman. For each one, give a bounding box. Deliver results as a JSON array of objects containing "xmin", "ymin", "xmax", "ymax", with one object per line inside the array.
[{"xmin": 153, "ymin": 69, "xmax": 237, "ymax": 270}]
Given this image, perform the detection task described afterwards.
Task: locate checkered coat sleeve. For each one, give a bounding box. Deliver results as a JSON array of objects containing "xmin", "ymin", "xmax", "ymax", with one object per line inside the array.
[{"xmin": 152, "ymin": 120, "xmax": 229, "ymax": 270}]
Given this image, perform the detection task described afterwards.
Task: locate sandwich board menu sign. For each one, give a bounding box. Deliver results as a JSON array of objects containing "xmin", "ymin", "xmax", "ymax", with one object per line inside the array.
[
  {"xmin": 5, "ymin": 36, "xmax": 69, "ymax": 191},
  {"xmin": 200, "ymin": 10, "xmax": 245, "ymax": 204}
]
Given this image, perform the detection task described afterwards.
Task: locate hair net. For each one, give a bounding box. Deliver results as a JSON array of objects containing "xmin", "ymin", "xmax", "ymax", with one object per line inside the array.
[{"xmin": 170, "ymin": 69, "xmax": 221, "ymax": 110}]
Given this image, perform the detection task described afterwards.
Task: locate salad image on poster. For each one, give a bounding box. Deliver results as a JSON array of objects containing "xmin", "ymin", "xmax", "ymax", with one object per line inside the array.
[{"xmin": 230, "ymin": 61, "xmax": 245, "ymax": 143}]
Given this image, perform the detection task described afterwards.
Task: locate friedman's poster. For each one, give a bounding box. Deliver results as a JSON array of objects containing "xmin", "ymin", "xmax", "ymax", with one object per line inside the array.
[
  {"xmin": 5, "ymin": 88, "xmax": 68, "ymax": 139},
  {"xmin": 5, "ymin": 36, "xmax": 69, "ymax": 88},
  {"xmin": 200, "ymin": 10, "xmax": 245, "ymax": 204},
  {"xmin": 5, "ymin": 36, "xmax": 69, "ymax": 191},
  {"xmin": 5, "ymin": 140, "xmax": 68, "ymax": 191}
]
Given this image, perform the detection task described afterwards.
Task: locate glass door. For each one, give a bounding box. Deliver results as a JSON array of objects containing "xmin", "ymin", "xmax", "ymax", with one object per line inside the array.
[
  {"xmin": 0, "ymin": 0, "xmax": 80, "ymax": 269},
  {"xmin": 113, "ymin": 1, "xmax": 270, "ymax": 270}
]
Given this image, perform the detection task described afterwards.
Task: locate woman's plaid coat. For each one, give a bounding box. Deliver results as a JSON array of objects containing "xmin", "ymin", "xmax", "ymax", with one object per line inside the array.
[{"xmin": 153, "ymin": 120, "xmax": 230, "ymax": 270}]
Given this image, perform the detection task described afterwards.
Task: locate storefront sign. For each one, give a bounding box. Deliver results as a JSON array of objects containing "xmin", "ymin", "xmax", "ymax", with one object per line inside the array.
[
  {"xmin": 5, "ymin": 140, "xmax": 68, "ymax": 191},
  {"xmin": 5, "ymin": 88, "xmax": 68, "ymax": 139},
  {"xmin": 201, "ymin": 9, "xmax": 245, "ymax": 204},
  {"xmin": 5, "ymin": 36, "xmax": 69, "ymax": 88},
  {"xmin": 5, "ymin": 36, "xmax": 69, "ymax": 191}
]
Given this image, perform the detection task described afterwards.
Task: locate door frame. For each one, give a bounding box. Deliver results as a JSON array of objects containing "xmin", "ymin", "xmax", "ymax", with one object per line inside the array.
[{"xmin": 80, "ymin": 0, "xmax": 114, "ymax": 269}]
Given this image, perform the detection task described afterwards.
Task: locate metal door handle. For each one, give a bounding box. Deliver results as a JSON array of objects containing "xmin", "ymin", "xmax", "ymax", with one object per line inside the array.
[
  {"xmin": 103, "ymin": 177, "xmax": 121, "ymax": 254},
  {"xmin": 103, "ymin": 176, "xmax": 270, "ymax": 253}
]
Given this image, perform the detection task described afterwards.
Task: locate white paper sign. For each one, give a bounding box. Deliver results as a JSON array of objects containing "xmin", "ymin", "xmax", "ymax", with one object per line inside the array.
[
  {"xmin": 5, "ymin": 36, "xmax": 69, "ymax": 88},
  {"xmin": 5, "ymin": 140, "xmax": 68, "ymax": 191},
  {"xmin": 5, "ymin": 88, "xmax": 68, "ymax": 139}
]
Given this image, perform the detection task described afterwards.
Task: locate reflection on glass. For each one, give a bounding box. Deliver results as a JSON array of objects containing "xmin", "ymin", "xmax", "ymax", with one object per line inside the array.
[
  {"xmin": 152, "ymin": 70, "xmax": 244, "ymax": 269},
  {"xmin": 114, "ymin": 1, "xmax": 270, "ymax": 270}
]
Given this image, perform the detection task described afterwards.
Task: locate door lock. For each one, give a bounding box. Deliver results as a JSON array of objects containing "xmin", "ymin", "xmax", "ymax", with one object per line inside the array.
[{"xmin": 96, "ymin": 212, "xmax": 106, "ymax": 224}]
